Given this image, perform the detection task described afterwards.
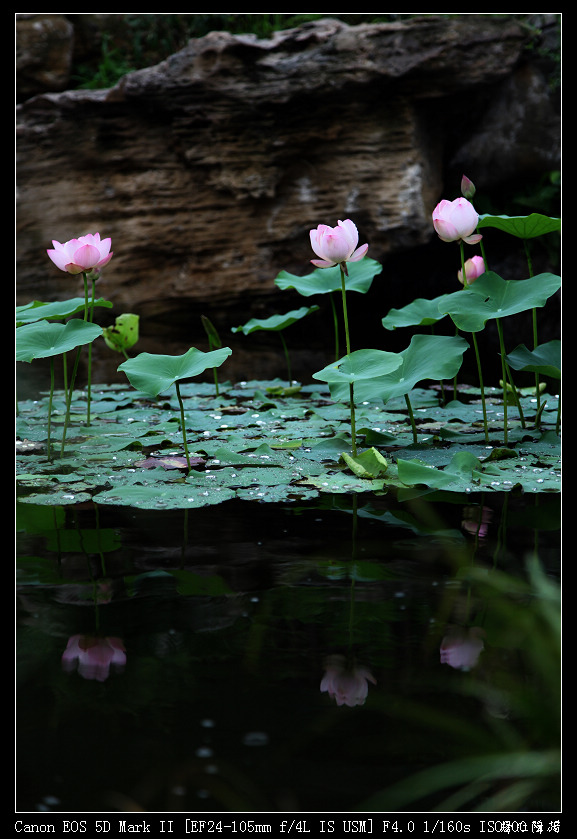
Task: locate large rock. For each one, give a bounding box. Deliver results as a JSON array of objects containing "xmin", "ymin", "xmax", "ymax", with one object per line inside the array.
[{"xmin": 16, "ymin": 15, "xmax": 560, "ymax": 387}]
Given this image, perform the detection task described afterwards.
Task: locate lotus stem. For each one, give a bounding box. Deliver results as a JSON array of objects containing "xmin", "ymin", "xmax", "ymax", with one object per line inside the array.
[
  {"xmin": 340, "ymin": 265, "xmax": 357, "ymax": 456},
  {"xmin": 460, "ymin": 242, "xmax": 489, "ymax": 443},
  {"xmin": 175, "ymin": 381, "xmax": 192, "ymax": 471}
]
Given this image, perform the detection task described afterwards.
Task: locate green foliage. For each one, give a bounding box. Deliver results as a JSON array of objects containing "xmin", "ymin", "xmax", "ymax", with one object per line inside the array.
[{"xmin": 74, "ymin": 33, "xmax": 135, "ymax": 90}]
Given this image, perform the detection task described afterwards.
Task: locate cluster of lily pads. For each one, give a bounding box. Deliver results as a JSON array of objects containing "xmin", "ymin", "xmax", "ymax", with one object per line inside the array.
[{"xmin": 16, "ymin": 178, "xmax": 560, "ymax": 509}]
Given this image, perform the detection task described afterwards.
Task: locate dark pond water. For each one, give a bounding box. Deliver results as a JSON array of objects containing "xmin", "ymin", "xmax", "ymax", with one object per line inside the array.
[{"xmin": 16, "ymin": 490, "xmax": 561, "ymax": 815}]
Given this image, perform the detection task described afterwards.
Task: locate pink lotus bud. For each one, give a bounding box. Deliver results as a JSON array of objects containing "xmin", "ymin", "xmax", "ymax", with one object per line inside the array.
[
  {"xmin": 460, "ymin": 174, "xmax": 476, "ymax": 200},
  {"xmin": 457, "ymin": 255, "xmax": 486, "ymax": 286},
  {"xmin": 310, "ymin": 219, "xmax": 368, "ymax": 269},
  {"xmin": 47, "ymin": 232, "xmax": 113, "ymax": 275},
  {"xmin": 432, "ymin": 198, "xmax": 482, "ymax": 245}
]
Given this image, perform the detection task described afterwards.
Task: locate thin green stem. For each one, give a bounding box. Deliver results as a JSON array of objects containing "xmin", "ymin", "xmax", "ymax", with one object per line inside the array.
[
  {"xmin": 349, "ymin": 383, "xmax": 357, "ymax": 456},
  {"xmin": 555, "ymin": 392, "xmax": 560, "ymax": 436},
  {"xmin": 47, "ymin": 358, "xmax": 55, "ymax": 462},
  {"xmin": 84, "ymin": 274, "xmax": 97, "ymax": 427},
  {"xmin": 279, "ymin": 332, "xmax": 292, "ymax": 385},
  {"xmin": 523, "ymin": 239, "xmax": 541, "ymax": 412},
  {"xmin": 460, "ymin": 242, "xmax": 489, "ymax": 443},
  {"xmin": 340, "ymin": 265, "xmax": 357, "ymax": 456},
  {"xmin": 404, "ymin": 393, "xmax": 418, "ymax": 444},
  {"xmin": 60, "ymin": 346, "xmax": 83, "ymax": 457},
  {"xmin": 339, "ymin": 266, "xmax": 352, "ymax": 356},
  {"xmin": 505, "ymin": 362, "xmax": 526, "ymax": 428},
  {"xmin": 62, "ymin": 349, "xmax": 68, "ymax": 395},
  {"xmin": 175, "ymin": 381, "xmax": 192, "ymax": 471},
  {"xmin": 495, "ymin": 318, "xmax": 509, "ymax": 446},
  {"xmin": 471, "ymin": 332, "xmax": 489, "ymax": 444}
]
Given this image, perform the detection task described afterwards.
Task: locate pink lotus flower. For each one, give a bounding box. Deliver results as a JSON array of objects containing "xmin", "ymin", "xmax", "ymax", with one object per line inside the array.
[
  {"xmin": 458, "ymin": 255, "xmax": 486, "ymax": 286},
  {"xmin": 47, "ymin": 233, "xmax": 113, "ymax": 276},
  {"xmin": 432, "ymin": 198, "xmax": 482, "ymax": 245},
  {"xmin": 310, "ymin": 219, "xmax": 368, "ymax": 271},
  {"xmin": 62, "ymin": 634, "xmax": 126, "ymax": 682},
  {"xmin": 320, "ymin": 655, "xmax": 376, "ymax": 707},
  {"xmin": 440, "ymin": 627, "xmax": 485, "ymax": 671}
]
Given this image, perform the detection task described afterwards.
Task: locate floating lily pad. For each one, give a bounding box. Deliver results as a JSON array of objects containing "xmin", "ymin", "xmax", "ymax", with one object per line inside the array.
[
  {"xmin": 93, "ymin": 483, "xmax": 236, "ymax": 509},
  {"xmin": 16, "ymin": 375, "xmax": 560, "ymax": 506},
  {"xmin": 397, "ymin": 451, "xmax": 484, "ymax": 492},
  {"xmin": 135, "ymin": 455, "xmax": 202, "ymax": 470}
]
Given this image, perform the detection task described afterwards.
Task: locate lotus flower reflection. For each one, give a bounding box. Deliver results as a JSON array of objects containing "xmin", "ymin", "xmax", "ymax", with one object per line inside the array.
[
  {"xmin": 62, "ymin": 635, "xmax": 126, "ymax": 682},
  {"xmin": 320, "ymin": 655, "xmax": 376, "ymax": 707},
  {"xmin": 440, "ymin": 627, "xmax": 485, "ymax": 671}
]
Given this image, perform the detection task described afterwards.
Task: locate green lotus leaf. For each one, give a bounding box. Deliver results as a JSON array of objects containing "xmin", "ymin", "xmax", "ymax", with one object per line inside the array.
[
  {"xmin": 16, "ymin": 297, "xmax": 113, "ymax": 326},
  {"xmin": 477, "ymin": 213, "xmax": 560, "ymax": 239},
  {"xmin": 312, "ymin": 348, "xmax": 403, "ymax": 386},
  {"xmin": 438, "ymin": 271, "xmax": 561, "ymax": 333},
  {"xmin": 16, "ymin": 318, "xmax": 103, "ymax": 362},
  {"xmin": 397, "ymin": 451, "xmax": 483, "ymax": 491},
  {"xmin": 506, "ymin": 340, "xmax": 561, "ymax": 379},
  {"xmin": 232, "ymin": 305, "xmax": 319, "ymax": 335},
  {"xmin": 274, "ymin": 258, "xmax": 382, "ymax": 296},
  {"xmin": 118, "ymin": 346, "xmax": 232, "ymax": 397},
  {"xmin": 341, "ymin": 447, "xmax": 388, "ymax": 479},
  {"xmin": 321, "ymin": 334, "xmax": 468, "ymax": 404},
  {"xmin": 382, "ymin": 294, "xmax": 451, "ymax": 330}
]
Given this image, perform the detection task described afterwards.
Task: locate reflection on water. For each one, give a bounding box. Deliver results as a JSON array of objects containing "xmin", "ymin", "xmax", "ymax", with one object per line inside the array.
[{"xmin": 16, "ymin": 492, "xmax": 560, "ymax": 813}]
